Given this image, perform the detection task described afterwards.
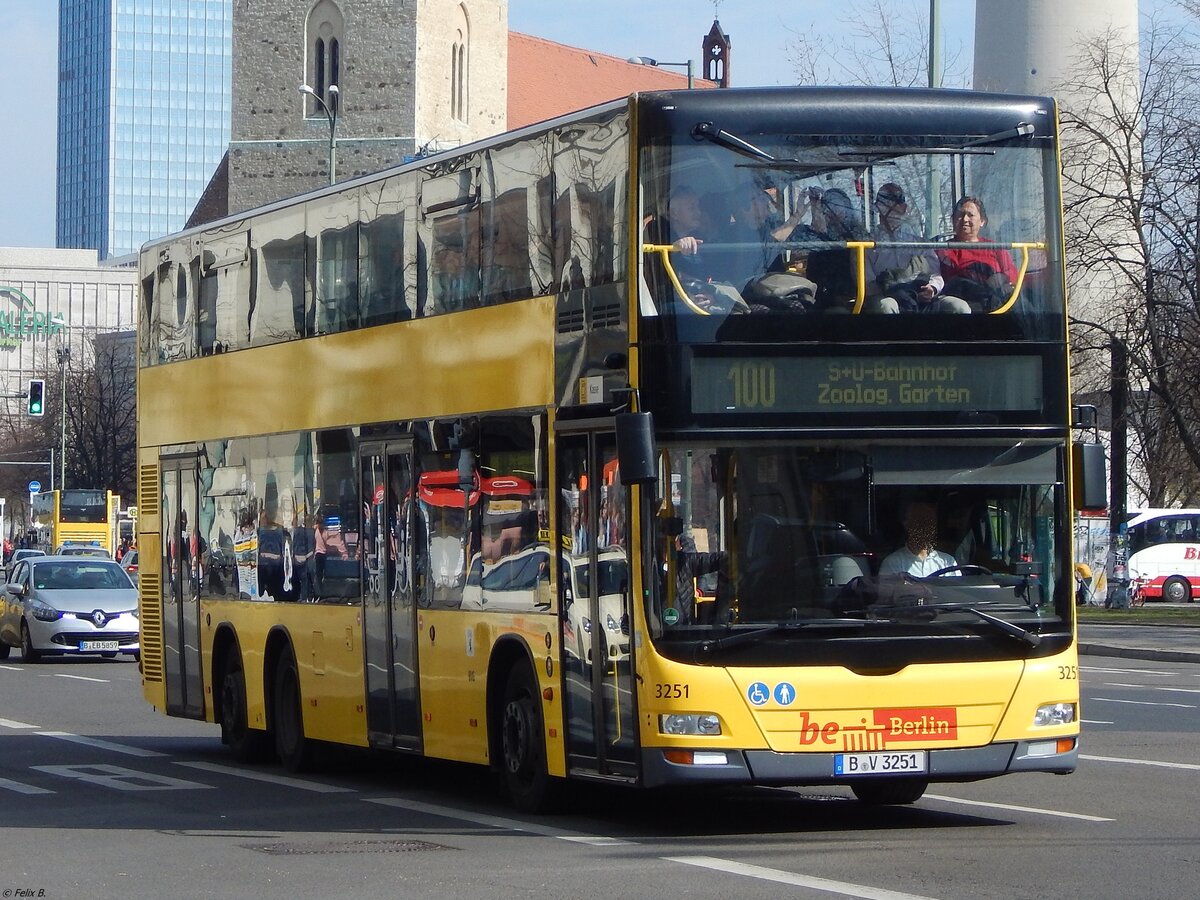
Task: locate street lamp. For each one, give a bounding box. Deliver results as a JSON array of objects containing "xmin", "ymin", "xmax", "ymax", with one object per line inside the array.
[
  {"xmin": 55, "ymin": 345, "xmax": 70, "ymax": 490},
  {"xmin": 627, "ymin": 56, "xmax": 694, "ymax": 89},
  {"xmin": 299, "ymin": 83, "xmax": 340, "ymax": 186}
]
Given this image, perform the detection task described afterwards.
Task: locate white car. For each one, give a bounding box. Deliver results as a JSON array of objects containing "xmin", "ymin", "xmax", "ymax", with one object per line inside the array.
[
  {"xmin": 561, "ymin": 549, "xmax": 629, "ymax": 666},
  {"xmin": 0, "ymin": 555, "xmax": 139, "ymax": 662}
]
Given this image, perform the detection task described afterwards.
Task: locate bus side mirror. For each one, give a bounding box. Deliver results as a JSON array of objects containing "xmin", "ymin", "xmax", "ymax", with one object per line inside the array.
[
  {"xmin": 1073, "ymin": 442, "xmax": 1107, "ymax": 512},
  {"xmin": 615, "ymin": 412, "xmax": 657, "ymax": 485}
]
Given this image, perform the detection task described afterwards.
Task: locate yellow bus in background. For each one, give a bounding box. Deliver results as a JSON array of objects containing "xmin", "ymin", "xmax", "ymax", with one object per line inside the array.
[
  {"xmin": 136, "ymin": 86, "xmax": 1091, "ymax": 811},
  {"xmin": 31, "ymin": 489, "xmax": 122, "ymax": 557}
]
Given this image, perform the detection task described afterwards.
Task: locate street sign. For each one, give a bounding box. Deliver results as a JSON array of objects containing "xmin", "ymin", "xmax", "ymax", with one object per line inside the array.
[{"xmin": 28, "ymin": 480, "xmax": 41, "ymax": 494}]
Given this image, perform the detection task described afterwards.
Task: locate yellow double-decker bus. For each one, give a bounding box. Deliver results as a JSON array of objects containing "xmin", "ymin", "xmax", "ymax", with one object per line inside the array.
[
  {"xmin": 31, "ymin": 489, "xmax": 122, "ymax": 556},
  {"xmin": 137, "ymin": 86, "xmax": 1098, "ymax": 810}
]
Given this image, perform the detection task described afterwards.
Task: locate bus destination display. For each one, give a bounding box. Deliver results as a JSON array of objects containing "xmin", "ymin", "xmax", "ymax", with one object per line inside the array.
[{"xmin": 691, "ymin": 356, "xmax": 1043, "ymax": 414}]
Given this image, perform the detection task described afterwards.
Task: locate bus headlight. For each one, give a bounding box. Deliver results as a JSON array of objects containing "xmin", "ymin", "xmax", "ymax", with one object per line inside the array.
[
  {"xmin": 659, "ymin": 714, "xmax": 722, "ymax": 736},
  {"xmin": 1033, "ymin": 703, "xmax": 1076, "ymax": 726}
]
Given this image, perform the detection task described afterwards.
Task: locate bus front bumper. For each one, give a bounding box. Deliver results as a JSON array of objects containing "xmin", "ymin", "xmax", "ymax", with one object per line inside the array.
[{"xmin": 640, "ymin": 738, "xmax": 1079, "ymax": 788}]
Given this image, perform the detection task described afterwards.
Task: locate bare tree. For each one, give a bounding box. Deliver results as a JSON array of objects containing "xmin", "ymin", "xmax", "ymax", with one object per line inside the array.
[
  {"xmin": 1059, "ymin": 20, "xmax": 1200, "ymax": 506},
  {"xmin": 785, "ymin": 0, "xmax": 967, "ymax": 88},
  {"xmin": 62, "ymin": 335, "xmax": 137, "ymax": 500}
]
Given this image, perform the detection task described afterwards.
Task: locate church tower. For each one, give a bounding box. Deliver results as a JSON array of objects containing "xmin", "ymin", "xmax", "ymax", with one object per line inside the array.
[
  {"xmin": 227, "ymin": 0, "xmax": 508, "ymax": 216},
  {"xmin": 702, "ymin": 19, "xmax": 731, "ymax": 88}
]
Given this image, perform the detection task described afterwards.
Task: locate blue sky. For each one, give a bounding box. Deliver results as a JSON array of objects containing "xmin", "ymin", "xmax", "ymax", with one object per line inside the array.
[{"xmin": 0, "ymin": 0, "xmax": 987, "ymax": 249}]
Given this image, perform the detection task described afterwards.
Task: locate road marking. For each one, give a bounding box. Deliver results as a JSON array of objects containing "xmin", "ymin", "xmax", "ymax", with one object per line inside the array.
[
  {"xmin": 34, "ymin": 763, "xmax": 212, "ymax": 791},
  {"xmin": 1101, "ymin": 682, "xmax": 1200, "ymax": 694},
  {"xmin": 0, "ymin": 665, "xmax": 24, "ymax": 671},
  {"xmin": 0, "ymin": 717, "xmax": 40, "ymax": 729},
  {"xmin": 1081, "ymin": 753, "xmax": 1200, "ymax": 771},
  {"xmin": 364, "ymin": 797, "xmax": 632, "ymax": 843},
  {"xmin": 38, "ymin": 731, "xmax": 166, "ymax": 757},
  {"xmin": 1083, "ymin": 667, "xmax": 1189, "ymax": 677},
  {"xmin": 923, "ymin": 794, "xmax": 1113, "ymax": 821},
  {"xmin": 1081, "ymin": 719, "xmax": 1114, "ymax": 725},
  {"xmin": 53, "ymin": 673, "xmax": 109, "ymax": 683},
  {"xmin": 664, "ymin": 857, "xmax": 941, "ymax": 899},
  {"xmin": 174, "ymin": 760, "xmax": 356, "ymax": 793},
  {"xmin": 0, "ymin": 777, "xmax": 54, "ymax": 795},
  {"xmin": 1089, "ymin": 697, "xmax": 1196, "ymax": 709}
]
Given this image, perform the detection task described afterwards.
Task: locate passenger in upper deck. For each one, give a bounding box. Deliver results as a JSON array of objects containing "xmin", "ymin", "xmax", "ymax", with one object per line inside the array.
[
  {"xmin": 644, "ymin": 186, "xmax": 709, "ymax": 259},
  {"xmin": 937, "ymin": 196, "xmax": 1020, "ymax": 313},
  {"xmin": 794, "ymin": 189, "xmax": 869, "ymax": 311},
  {"xmin": 864, "ymin": 183, "xmax": 967, "ymax": 315}
]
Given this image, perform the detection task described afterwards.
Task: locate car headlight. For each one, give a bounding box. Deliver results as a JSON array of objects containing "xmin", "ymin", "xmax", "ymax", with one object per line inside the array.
[
  {"xmin": 1033, "ymin": 702, "xmax": 1076, "ymax": 726},
  {"xmin": 29, "ymin": 599, "xmax": 61, "ymax": 622},
  {"xmin": 606, "ymin": 613, "xmax": 619, "ymax": 632},
  {"xmin": 581, "ymin": 616, "xmax": 592, "ymax": 634},
  {"xmin": 659, "ymin": 713, "xmax": 722, "ymax": 736}
]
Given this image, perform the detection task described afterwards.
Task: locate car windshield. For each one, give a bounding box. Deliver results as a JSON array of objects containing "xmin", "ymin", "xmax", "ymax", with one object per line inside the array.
[
  {"xmin": 33, "ymin": 562, "xmax": 130, "ymax": 590},
  {"xmin": 647, "ymin": 440, "xmax": 1068, "ymax": 665}
]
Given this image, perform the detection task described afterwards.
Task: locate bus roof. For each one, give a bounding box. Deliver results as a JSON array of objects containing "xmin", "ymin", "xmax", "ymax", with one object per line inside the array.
[{"xmin": 1126, "ymin": 509, "xmax": 1200, "ymax": 527}]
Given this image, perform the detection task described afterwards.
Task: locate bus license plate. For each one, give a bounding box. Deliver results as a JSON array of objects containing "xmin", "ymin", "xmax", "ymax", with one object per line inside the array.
[
  {"xmin": 80, "ymin": 640, "xmax": 119, "ymax": 652},
  {"xmin": 834, "ymin": 751, "xmax": 927, "ymax": 776}
]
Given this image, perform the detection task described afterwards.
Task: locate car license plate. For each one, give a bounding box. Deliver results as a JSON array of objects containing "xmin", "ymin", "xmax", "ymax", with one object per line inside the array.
[
  {"xmin": 79, "ymin": 640, "xmax": 120, "ymax": 652},
  {"xmin": 834, "ymin": 751, "xmax": 927, "ymax": 776}
]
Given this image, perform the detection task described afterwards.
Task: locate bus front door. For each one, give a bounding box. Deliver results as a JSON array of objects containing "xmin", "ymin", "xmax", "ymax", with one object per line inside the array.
[
  {"xmin": 360, "ymin": 442, "xmax": 421, "ymax": 751},
  {"xmin": 161, "ymin": 457, "xmax": 204, "ymax": 719},
  {"xmin": 558, "ymin": 431, "xmax": 637, "ymax": 780}
]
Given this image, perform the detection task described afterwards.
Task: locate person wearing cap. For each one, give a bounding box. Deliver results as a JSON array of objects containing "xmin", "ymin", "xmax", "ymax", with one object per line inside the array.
[{"xmin": 866, "ymin": 183, "xmax": 968, "ymax": 314}]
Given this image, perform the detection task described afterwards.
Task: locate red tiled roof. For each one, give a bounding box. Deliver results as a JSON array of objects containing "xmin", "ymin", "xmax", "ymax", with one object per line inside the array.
[{"xmin": 508, "ymin": 32, "xmax": 714, "ymax": 129}]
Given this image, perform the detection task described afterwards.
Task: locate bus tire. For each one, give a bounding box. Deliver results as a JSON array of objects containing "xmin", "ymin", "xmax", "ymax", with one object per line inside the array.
[
  {"xmin": 1163, "ymin": 575, "xmax": 1192, "ymax": 604},
  {"xmin": 0, "ymin": 640, "xmax": 10, "ymax": 660},
  {"xmin": 850, "ymin": 778, "xmax": 928, "ymax": 805},
  {"xmin": 220, "ymin": 653, "xmax": 272, "ymax": 762},
  {"xmin": 273, "ymin": 651, "xmax": 316, "ymax": 772},
  {"xmin": 500, "ymin": 664, "xmax": 557, "ymax": 813}
]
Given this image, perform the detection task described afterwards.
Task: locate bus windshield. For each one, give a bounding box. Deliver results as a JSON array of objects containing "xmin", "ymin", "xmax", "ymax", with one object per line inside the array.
[
  {"xmin": 640, "ymin": 124, "xmax": 1062, "ymax": 342},
  {"xmin": 59, "ymin": 490, "xmax": 109, "ymax": 523},
  {"xmin": 649, "ymin": 441, "xmax": 1068, "ymax": 665}
]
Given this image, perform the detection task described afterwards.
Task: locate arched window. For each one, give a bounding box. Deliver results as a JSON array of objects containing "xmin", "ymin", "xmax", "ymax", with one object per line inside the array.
[
  {"xmin": 305, "ymin": 1, "xmax": 344, "ymax": 116},
  {"xmin": 451, "ymin": 5, "xmax": 470, "ymax": 124}
]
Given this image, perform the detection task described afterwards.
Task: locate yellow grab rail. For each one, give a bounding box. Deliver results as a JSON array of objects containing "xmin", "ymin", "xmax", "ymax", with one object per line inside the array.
[
  {"xmin": 642, "ymin": 243, "xmax": 712, "ymax": 316},
  {"xmin": 988, "ymin": 242, "xmax": 1045, "ymax": 315}
]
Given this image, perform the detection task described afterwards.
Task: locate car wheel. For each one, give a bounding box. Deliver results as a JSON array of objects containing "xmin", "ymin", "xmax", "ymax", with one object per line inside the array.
[
  {"xmin": 272, "ymin": 651, "xmax": 316, "ymax": 772},
  {"xmin": 220, "ymin": 652, "xmax": 272, "ymax": 762},
  {"xmin": 851, "ymin": 777, "xmax": 928, "ymax": 805},
  {"xmin": 499, "ymin": 664, "xmax": 557, "ymax": 813},
  {"xmin": 20, "ymin": 621, "xmax": 41, "ymax": 663},
  {"xmin": 1163, "ymin": 575, "xmax": 1192, "ymax": 604}
]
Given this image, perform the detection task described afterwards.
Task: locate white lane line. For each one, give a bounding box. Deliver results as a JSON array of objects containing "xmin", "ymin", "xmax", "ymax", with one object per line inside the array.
[
  {"xmin": 1083, "ymin": 667, "xmax": 1189, "ymax": 677},
  {"xmin": 923, "ymin": 794, "xmax": 1113, "ymax": 822},
  {"xmin": 664, "ymin": 857, "xmax": 941, "ymax": 900},
  {"xmin": 1082, "ymin": 719, "xmax": 1114, "ymax": 725},
  {"xmin": 52, "ymin": 673, "xmax": 109, "ymax": 683},
  {"xmin": 38, "ymin": 731, "xmax": 166, "ymax": 757},
  {"xmin": 174, "ymin": 760, "xmax": 356, "ymax": 793},
  {"xmin": 1081, "ymin": 754, "xmax": 1200, "ymax": 772},
  {"xmin": 1101, "ymin": 682, "xmax": 1200, "ymax": 694},
  {"xmin": 0, "ymin": 665, "xmax": 24, "ymax": 671},
  {"xmin": 365, "ymin": 797, "xmax": 633, "ymax": 843},
  {"xmin": 0, "ymin": 777, "xmax": 54, "ymax": 795},
  {"xmin": 0, "ymin": 718, "xmax": 40, "ymax": 729},
  {"xmin": 1089, "ymin": 697, "xmax": 1196, "ymax": 709}
]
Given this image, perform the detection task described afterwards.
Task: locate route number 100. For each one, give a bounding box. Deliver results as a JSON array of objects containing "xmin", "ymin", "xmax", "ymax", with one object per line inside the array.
[{"xmin": 726, "ymin": 362, "xmax": 777, "ymax": 409}]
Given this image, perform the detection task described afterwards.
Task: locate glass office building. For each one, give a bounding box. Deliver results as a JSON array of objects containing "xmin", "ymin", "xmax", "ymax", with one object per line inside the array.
[{"xmin": 57, "ymin": 0, "xmax": 232, "ymax": 260}]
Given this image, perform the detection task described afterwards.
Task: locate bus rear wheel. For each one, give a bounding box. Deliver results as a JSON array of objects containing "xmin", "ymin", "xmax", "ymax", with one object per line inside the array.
[
  {"xmin": 850, "ymin": 777, "xmax": 928, "ymax": 805},
  {"xmin": 220, "ymin": 653, "xmax": 271, "ymax": 762},
  {"xmin": 500, "ymin": 665, "xmax": 556, "ymax": 813},
  {"xmin": 273, "ymin": 652, "xmax": 316, "ymax": 772},
  {"xmin": 1163, "ymin": 575, "xmax": 1192, "ymax": 603}
]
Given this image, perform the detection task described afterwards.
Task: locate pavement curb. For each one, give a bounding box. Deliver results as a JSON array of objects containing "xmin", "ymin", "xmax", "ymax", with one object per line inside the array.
[{"xmin": 1078, "ymin": 643, "xmax": 1200, "ymax": 664}]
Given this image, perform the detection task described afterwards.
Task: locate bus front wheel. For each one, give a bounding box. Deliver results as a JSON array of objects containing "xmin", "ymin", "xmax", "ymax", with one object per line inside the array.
[
  {"xmin": 500, "ymin": 665, "xmax": 556, "ymax": 813},
  {"xmin": 850, "ymin": 778, "xmax": 928, "ymax": 805},
  {"xmin": 273, "ymin": 652, "xmax": 316, "ymax": 772},
  {"xmin": 1163, "ymin": 575, "xmax": 1192, "ymax": 603}
]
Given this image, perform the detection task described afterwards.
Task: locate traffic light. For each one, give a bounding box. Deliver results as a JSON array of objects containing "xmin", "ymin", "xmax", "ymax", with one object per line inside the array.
[{"xmin": 26, "ymin": 379, "xmax": 45, "ymax": 417}]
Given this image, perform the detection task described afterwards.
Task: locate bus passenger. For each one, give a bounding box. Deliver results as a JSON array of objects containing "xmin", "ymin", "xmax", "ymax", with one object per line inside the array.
[
  {"xmin": 937, "ymin": 196, "xmax": 1019, "ymax": 312},
  {"xmin": 879, "ymin": 500, "xmax": 960, "ymax": 578},
  {"xmin": 865, "ymin": 183, "xmax": 966, "ymax": 314},
  {"xmin": 796, "ymin": 189, "xmax": 869, "ymax": 312}
]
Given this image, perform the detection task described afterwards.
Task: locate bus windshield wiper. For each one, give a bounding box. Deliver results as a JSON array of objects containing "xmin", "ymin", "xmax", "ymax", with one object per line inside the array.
[
  {"xmin": 691, "ymin": 122, "xmax": 775, "ymax": 162},
  {"xmin": 694, "ymin": 618, "xmax": 867, "ymax": 659},
  {"xmin": 869, "ymin": 602, "xmax": 1041, "ymax": 647}
]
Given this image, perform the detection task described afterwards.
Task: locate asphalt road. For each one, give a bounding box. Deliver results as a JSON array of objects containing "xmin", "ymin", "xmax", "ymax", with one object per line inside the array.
[{"xmin": 1, "ymin": 653, "xmax": 1197, "ymax": 900}]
